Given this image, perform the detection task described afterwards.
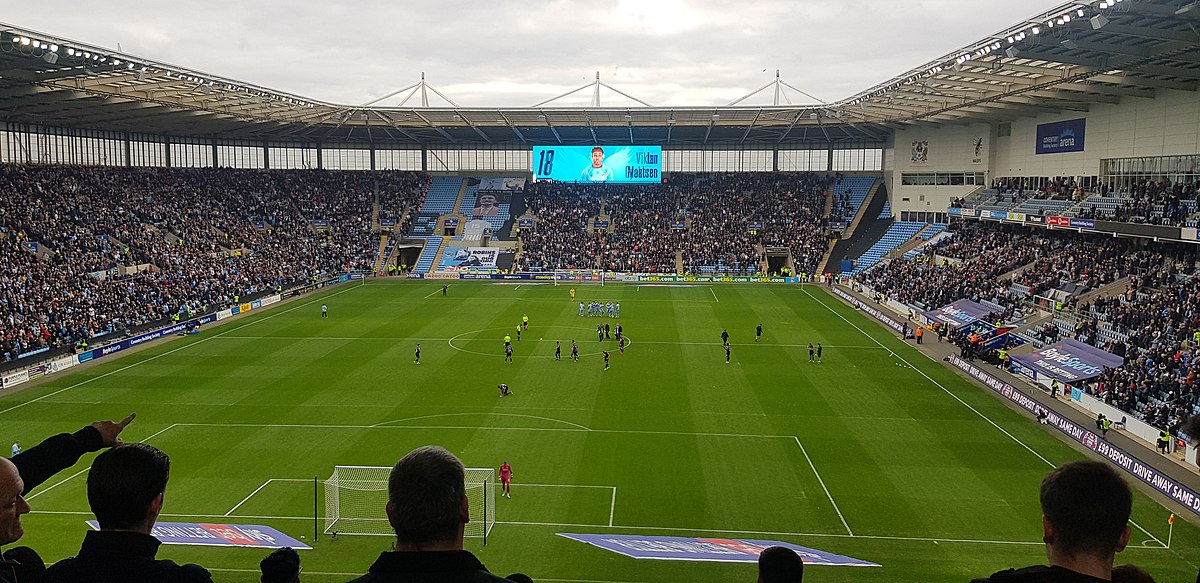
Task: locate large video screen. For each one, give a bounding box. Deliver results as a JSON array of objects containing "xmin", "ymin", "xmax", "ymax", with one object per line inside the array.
[{"xmin": 533, "ymin": 145, "xmax": 662, "ymax": 183}]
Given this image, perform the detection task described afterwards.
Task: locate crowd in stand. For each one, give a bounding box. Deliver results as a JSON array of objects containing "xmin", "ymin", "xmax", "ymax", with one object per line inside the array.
[
  {"xmin": 0, "ymin": 165, "xmax": 426, "ymax": 363},
  {"xmin": 519, "ymin": 172, "xmax": 831, "ymax": 275},
  {"xmin": 969, "ymin": 175, "xmax": 1200, "ymax": 226},
  {"xmin": 856, "ymin": 218, "xmax": 1200, "ymax": 437}
]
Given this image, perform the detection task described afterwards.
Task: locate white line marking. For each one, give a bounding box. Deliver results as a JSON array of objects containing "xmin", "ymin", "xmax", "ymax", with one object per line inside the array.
[
  {"xmin": 709, "ymin": 286, "xmax": 719, "ymax": 302},
  {"xmin": 609, "ymin": 487, "xmax": 617, "ymax": 527},
  {"xmin": 371, "ymin": 412, "xmax": 591, "ymax": 431},
  {"xmin": 794, "ymin": 436, "xmax": 853, "ymax": 536},
  {"xmin": 808, "ymin": 287, "xmax": 1168, "ymax": 548},
  {"xmin": 26, "ymin": 468, "xmax": 88, "ymax": 501},
  {"xmin": 422, "ymin": 287, "xmax": 443, "ymax": 298},
  {"xmin": 0, "ymin": 284, "xmax": 362, "ymax": 417},
  {"xmin": 225, "ymin": 479, "xmax": 274, "ymax": 516},
  {"xmin": 515, "ymin": 284, "xmax": 522, "ymax": 290},
  {"xmin": 27, "ymin": 423, "xmax": 180, "ymax": 500},
  {"xmin": 211, "ymin": 335, "xmax": 882, "ymax": 350}
]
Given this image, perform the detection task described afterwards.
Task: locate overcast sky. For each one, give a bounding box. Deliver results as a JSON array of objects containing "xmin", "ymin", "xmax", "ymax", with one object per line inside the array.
[{"xmin": 5, "ymin": 0, "xmax": 1056, "ymax": 108}]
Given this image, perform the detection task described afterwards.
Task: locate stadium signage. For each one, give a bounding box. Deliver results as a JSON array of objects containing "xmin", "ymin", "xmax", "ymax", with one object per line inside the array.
[
  {"xmin": 1069, "ymin": 218, "xmax": 1095, "ymax": 229},
  {"xmin": 947, "ymin": 207, "xmax": 962, "ymax": 216},
  {"xmin": 86, "ymin": 520, "xmax": 310, "ymax": 549},
  {"xmin": 533, "ymin": 145, "xmax": 663, "ymax": 184},
  {"xmin": 518, "ymin": 218, "xmax": 535, "ymax": 229},
  {"xmin": 1046, "ymin": 216, "xmax": 1069, "ymax": 227},
  {"xmin": 1005, "ymin": 212, "xmax": 1025, "ymax": 222},
  {"xmin": 1010, "ymin": 339, "xmax": 1122, "ymax": 383},
  {"xmin": 1036, "ymin": 118, "xmax": 1086, "ymax": 154},
  {"xmin": 1, "ymin": 370, "xmax": 29, "ymax": 390},
  {"xmin": 946, "ymin": 355, "xmax": 1200, "ymax": 516},
  {"xmin": 594, "ymin": 220, "xmax": 611, "ymax": 229},
  {"xmin": 557, "ymin": 534, "xmax": 879, "ymax": 566},
  {"xmin": 832, "ymin": 288, "xmax": 906, "ymax": 334},
  {"xmin": 989, "ymin": 211, "xmax": 1007, "ymax": 220},
  {"xmin": 923, "ymin": 299, "xmax": 993, "ymax": 328},
  {"xmin": 1024, "ymin": 215, "xmax": 1044, "ymax": 225}
]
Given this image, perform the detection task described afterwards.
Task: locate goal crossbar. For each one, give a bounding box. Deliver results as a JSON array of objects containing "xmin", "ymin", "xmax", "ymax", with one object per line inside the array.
[{"xmin": 323, "ymin": 465, "xmax": 495, "ymax": 543}]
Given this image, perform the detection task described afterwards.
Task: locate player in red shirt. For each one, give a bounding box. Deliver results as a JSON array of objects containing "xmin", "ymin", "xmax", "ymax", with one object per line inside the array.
[{"xmin": 499, "ymin": 461, "xmax": 513, "ymax": 498}]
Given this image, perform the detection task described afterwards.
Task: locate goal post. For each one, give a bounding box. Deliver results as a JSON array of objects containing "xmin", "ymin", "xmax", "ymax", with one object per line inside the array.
[
  {"xmin": 552, "ymin": 269, "xmax": 606, "ymax": 286},
  {"xmin": 323, "ymin": 465, "xmax": 496, "ymax": 543}
]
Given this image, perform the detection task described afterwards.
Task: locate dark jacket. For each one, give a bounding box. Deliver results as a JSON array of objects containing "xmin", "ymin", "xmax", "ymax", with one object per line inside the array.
[
  {"xmin": 12, "ymin": 426, "xmax": 105, "ymax": 495},
  {"xmin": 0, "ymin": 426, "xmax": 107, "ymax": 583},
  {"xmin": 972, "ymin": 565, "xmax": 1111, "ymax": 583},
  {"xmin": 45, "ymin": 531, "xmax": 211, "ymax": 583},
  {"xmin": 348, "ymin": 550, "xmax": 510, "ymax": 583}
]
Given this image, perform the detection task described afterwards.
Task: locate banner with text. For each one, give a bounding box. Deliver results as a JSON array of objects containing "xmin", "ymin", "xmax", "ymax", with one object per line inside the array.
[
  {"xmin": 1036, "ymin": 118, "xmax": 1086, "ymax": 154},
  {"xmin": 558, "ymin": 534, "xmax": 878, "ymax": 566},
  {"xmin": 922, "ymin": 299, "xmax": 995, "ymax": 329},
  {"xmin": 87, "ymin": 521, "xmax": 310, "ymax": 549},
  {"xmin": 438, "ymin": 247, "xmax": 499, "ymax": 271},
  {"xmin": 1009, "ymin": 338, "xmax": 1123, "ymax": 383}
]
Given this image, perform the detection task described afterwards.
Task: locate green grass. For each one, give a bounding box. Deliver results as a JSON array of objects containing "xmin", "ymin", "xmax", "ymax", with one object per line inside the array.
[{"xmin": 4, "ymin": 281, "xmax": 1197, "ymax": 582}]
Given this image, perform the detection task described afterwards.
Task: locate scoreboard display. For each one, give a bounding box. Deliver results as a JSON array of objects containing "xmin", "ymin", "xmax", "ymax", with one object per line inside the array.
[{"xmin": 533, "ymin": 145, "xmax": 662, "ymax": 183}]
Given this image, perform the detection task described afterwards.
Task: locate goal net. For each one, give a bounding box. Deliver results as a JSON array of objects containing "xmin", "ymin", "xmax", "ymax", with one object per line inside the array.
[
  {"xmin": 552, "ymin": 269, "xmax": 606, "ymax": 286},
  {"xmin": 324, "ymin": 465, "xmax": 496, "ymax": 542}
]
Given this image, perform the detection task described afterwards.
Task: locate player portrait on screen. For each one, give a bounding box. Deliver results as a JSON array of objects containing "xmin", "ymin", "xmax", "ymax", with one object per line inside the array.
[
  {"xmin": 472, "ymin": 192, "xmax": 500, "ymax": 217},
  {"xmin": 580, "ymin": 146, "xmax": 614, "ymax": 182}
]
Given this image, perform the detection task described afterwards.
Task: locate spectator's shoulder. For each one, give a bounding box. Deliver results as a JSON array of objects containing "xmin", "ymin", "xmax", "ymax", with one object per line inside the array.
[{"xmin": 165, "ymin": 561, "xmax": 212, "ymax": 582}]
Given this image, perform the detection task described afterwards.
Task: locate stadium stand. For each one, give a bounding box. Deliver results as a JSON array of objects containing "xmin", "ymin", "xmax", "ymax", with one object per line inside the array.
[{"xmin": 844, "ymin": 221, "xmax": 926, "ymax": 275}]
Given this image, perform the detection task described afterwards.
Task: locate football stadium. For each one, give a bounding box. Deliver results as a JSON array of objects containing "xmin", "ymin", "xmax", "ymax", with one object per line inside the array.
[{"xmin": 2, "ymin": 1, "xmax": 1200, "ymax": 581}]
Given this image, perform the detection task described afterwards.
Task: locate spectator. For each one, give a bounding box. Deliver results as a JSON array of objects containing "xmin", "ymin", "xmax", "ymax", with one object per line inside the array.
[
  {"xmin": 348, "ymin": 445, "xmax": 509, "ymax": 582},
  {"xmin": 260, "ymin": 547, "xmax": 301, "ymax": 583},
  {"xmin": 45, "ymin": 443, "xmax": 211, "ymax": 582},
  {"xmin": 758, "ymin": 546, "xmax": 804, "ymax": 582},
  {"xmin": 0, "ymin": 414, "xmax": 136, "ymax": 583},
  {"xmin": 971, "ymin": 460, "xmax": 1135, "ymax": 583}
]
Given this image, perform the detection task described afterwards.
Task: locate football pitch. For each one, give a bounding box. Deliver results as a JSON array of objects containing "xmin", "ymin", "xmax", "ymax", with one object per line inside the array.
[{"xmin": 4, "ymin": 280, "xmax": 1197, "ymax": 582}]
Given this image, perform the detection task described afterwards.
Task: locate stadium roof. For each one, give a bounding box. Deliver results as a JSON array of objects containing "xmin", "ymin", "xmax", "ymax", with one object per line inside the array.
[{"xmin": 1, "ymin": 0, "xmax": 1196, "ymax": 147}]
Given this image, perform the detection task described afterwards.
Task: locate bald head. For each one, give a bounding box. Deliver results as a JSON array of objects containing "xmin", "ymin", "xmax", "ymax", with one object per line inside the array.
[{"xmin": 0, "ymin": 458, "xmax": 31, "ymax": 545}]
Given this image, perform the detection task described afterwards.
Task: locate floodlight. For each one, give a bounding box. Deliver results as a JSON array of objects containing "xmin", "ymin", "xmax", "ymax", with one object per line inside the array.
[
  {"xmin": 1032, "ymin": 26, "xmax": 1040, "ymax": 34},
  {"xmin": 20, "ymin": 37, "xmax": 30, "ymax": 45},
  {"xmin": 48, "ymin": 44, "xmax": 57, "ymax": 52},
  {"xmin": 1077, "ymin": 8, "xmax": 1085, "ymax": 16}
]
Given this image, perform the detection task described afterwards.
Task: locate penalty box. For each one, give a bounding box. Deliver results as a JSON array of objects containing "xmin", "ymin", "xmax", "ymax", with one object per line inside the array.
[{"xmin": 38, "ymin": 421, "xmax": 842, "ymax": 537}]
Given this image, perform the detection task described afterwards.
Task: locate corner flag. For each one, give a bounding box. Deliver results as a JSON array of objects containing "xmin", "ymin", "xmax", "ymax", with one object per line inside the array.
[{"xmin": 1168, "ymin": 514, "xmax": 1175, "ymax": 525}]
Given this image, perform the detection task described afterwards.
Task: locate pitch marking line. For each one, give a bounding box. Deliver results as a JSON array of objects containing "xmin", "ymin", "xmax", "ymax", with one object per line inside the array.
[
  {"xmin": 422, "ymin": 287, "xmax": 443, "ymax": 298},
  {"xmin": 27, "ymin": 423, "xmax": 180, "ymax": 501},
  {"xmin": 806, "ymin": 287, "xmax": 1169, "ymax": 549},
  {"xmin": 224, "ymin": 478, "xmax": 317, "ymax": 516},
  {"xmin": 510, "ymin": 484, "xmax": 618, "ymax": 527},
  {"xmin": 371, "ymin": 412, "xmax": 592, "ymax": 431},
  {"xmin": 709, "ymin": 286, "xmax": 719, "ymax": 302},
  {"xmin": 0, "ymin": 284, "xmax": 363, "ymax": 418},
  {"xmin": 213, "ymin": 335, "xmax": 882, "ymax": 350},
  {"xmin": 793, "ymin": 436, "xmax": 852, "ymax": 536}
]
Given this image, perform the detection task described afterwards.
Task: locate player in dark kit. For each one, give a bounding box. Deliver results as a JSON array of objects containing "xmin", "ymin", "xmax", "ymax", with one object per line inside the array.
[
  {"xmin": 555, "ymin": 341, "xmax": 561, "ymax": 361},
  {"xmin": 721, "ymin": 328, "xmax": 729, "ymax": 346},
  {"xmin": 756, "ymin": 324, "xmax": 763, "ymax": 342},
  {"xmin": 442, "ymin": 284, "xmax": 448, "ymax": 296},
  {"xmin": 808, "ymin": 343, "xmax": 815, "ymax": 362},
  {"xmin": 725, "ymin": 343, "xmax": 731, "ymax": 363},
  {"xmin": 597, "ymin": 325, "xmax": 604, "ymax": 342},
  {"xmin": 571, "ymin": 340, "xmax": 579, "ymax": 362},
  {"xmin": 505, "ymin": 344, "xmax": 513, "ymax": 364},
  {"xmin": 619, "ymin": 336, "xmax": 626, "ymax": 354},
  {"xmin": 816, "ymin": 343, "xmax": 823, "ymax": 363},
  {"xmin": 603, "ymin": 350, "xmax": 610, "ymax": 370},
  {"xmin": 498, "ymin": 383, "xmax": 512, "ymax": 397},
  {"xmin": 414, "ymin": 344, "xmax": 421, "ymax": 364}
]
